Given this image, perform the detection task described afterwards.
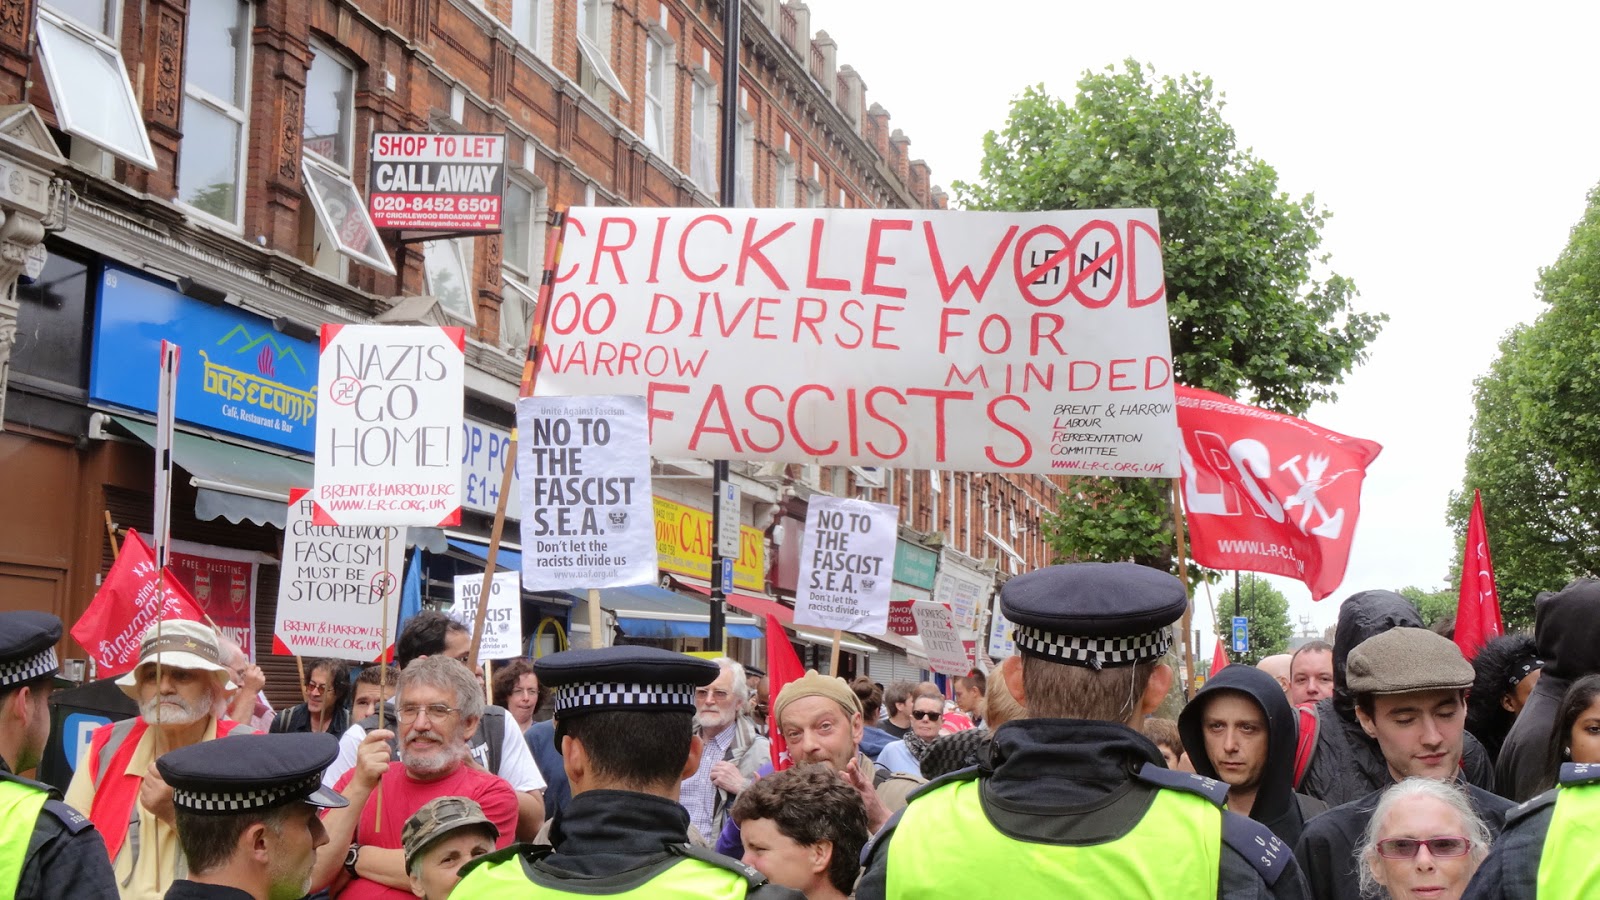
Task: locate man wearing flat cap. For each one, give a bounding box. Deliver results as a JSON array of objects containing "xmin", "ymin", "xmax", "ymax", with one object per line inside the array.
[
  {"xmin": 452, "ymin": 645, "xmax": 804, "ymax": 898},
  {"xmin": 858, "ymin": 562, "xmax": 1311, "ymax": 899},
  {"xmin": 0, "ymin": 610, "xmax": 118, "ymax": 899},
  {"xmin": 157, "ymin": 731, "xmax": 347, "ymax": 899},
  {"xmin": 1293, "ymin": 627, "xmax": 1514, "ymax": 900},
  {"xmin": 66, "ymin": 619, "xmax": 256, "ymax": 900}
]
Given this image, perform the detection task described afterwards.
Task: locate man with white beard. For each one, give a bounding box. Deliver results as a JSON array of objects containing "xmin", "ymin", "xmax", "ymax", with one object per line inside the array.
[
  {"xmin": 66, "ymin": 620, "xmax": 256, "ymax": 900},
  {"xmin": 312, "ymin": 656, "xmax": 518, "ymax": 900},
  {"xmin": 680, "ymin": 658, "xmax": 770, "ymax": 844}
]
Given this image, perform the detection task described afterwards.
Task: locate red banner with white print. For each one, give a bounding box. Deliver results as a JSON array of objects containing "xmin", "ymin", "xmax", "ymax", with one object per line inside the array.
[{"xmin": 1176, "ymin": 386, "xmax": 1382, "ymax": 601}]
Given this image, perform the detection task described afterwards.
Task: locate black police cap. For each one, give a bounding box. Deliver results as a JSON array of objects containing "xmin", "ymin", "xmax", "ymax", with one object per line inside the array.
[
  {"xmin": 0, "ymin": 611, "xmax": 71, "ymax": 690},
  {"xmin": 534, "ymin": 645, "xmax": 719, "ymax": 719},
  {"xmin": 1000, "ymin": 562, "xmax": 1187, "ymax": 670},
  {"xmin": 156, "ymin": 732, "xmax": 348, "ymax": 815}
]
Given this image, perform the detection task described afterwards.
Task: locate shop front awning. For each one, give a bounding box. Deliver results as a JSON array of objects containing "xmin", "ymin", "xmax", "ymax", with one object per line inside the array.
[
  {"xmin": 447, "ymin": 537, "xmax": 522, "ymax": 573},
  {"xmin": 869, "ymin": 629, "xmax": 931, "ymax": 669},
  {"xmin": 111, "ymin": 415, "xmax": 311, "ymax": 528},
  {"xmin": 667, "ymin": 576, "xmax": 874, "ymax": 653},
  {"xmin": 562, "ymin": 584, "xmax": 764, "ymax": 640}
]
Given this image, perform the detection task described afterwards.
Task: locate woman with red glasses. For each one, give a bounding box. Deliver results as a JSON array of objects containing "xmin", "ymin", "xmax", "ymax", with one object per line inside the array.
[{"xmin": 1357, "ymin": 778, "xmax": 1491, "ymax": 900}]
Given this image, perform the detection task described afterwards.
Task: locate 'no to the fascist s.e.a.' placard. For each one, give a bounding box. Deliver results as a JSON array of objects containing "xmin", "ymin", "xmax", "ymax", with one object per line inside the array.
[
  {"xmin": 451, "ymin": 571, "xmax": 523, "ymax": 661},
  {"xmin": 517, "ymin": 395, "xmax": 657, "ymax": 590},
  {"xmin": 793, "ymin": 497, "xmax": 898, "ymax": 635},
  {"xmin": 312, "ymin": 324, "xmax": 465, "ymax": 527},
  {"xmin": 273, "ymin": 489, "xmax": 405, "ymax": 662}
]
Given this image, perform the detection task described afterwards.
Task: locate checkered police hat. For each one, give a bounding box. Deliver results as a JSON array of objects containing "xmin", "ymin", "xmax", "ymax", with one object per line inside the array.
[
  {"xmin": 1001, "ymin": 562, "xmax": 1187, "ymax": 670},
  {"xmin": 535, "ymin": 646, "xmax": 719, "ymax": 719},
  {"xmin": 157, "ymin": 733, "xmax": 348, "ymax": 816},
  {"xmin": 0, "ymin": 612, "xmax": 72, "ymax": 690}
]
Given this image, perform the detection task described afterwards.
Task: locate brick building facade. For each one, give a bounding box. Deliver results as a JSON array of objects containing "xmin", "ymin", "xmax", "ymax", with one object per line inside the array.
[{"xmin": 0, "ymin": 0, "xmax": 1062, "ymax": 688}]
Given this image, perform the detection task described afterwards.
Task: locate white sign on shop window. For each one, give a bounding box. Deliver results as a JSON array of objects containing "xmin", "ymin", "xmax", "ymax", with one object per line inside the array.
[{"xmin": 462, "ymin": 420, "xmax": 523, "ymax": 519}]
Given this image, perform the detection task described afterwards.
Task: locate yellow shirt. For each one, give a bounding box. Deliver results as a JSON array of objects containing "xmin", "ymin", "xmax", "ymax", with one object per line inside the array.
[{"xmin": 64, "ymin": 717, "xmax": 229, "ymax": 900}]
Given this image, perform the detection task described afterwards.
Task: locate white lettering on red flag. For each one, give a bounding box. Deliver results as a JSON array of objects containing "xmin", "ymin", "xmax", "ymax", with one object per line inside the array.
[{"xmin": 1176, "ymin": 385, "xmax": 1382, "ymax": 601}]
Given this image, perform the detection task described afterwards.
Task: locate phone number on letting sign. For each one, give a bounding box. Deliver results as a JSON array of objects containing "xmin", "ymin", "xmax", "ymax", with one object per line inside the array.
[{"xmin": 371, "ymin": 195, "xmax": 498, "ymax": 214}]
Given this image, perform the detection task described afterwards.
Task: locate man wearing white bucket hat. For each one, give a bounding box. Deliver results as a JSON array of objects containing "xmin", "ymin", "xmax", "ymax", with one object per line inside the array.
[{"xmin": 65, "ymin": 619, "xmax": 257, "ymax": 900}]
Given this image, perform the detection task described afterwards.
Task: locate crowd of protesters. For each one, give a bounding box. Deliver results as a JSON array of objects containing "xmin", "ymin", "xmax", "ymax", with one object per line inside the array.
[{"xmin": 6, "ymin": 573, "xmax": 1600, "ymax": 898}]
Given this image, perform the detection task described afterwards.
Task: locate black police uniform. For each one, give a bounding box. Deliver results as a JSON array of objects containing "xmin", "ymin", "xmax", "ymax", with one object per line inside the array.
[
  {"xmin": 856, "ymin": 563, "xmax": 1312, "ymax": 900},
  {"xmin": 454, "ymin": 646, "xmax": 804, "ymax": 899},
  {"xmin": 157, "ymin": 731, "xmax": 348, "ymax": 899},
  {"xmin": 0, "ymin": 611, "xmax": 119, "ymax": 900}
]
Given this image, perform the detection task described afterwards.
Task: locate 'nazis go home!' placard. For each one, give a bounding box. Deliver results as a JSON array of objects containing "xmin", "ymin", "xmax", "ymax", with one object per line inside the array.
[
  {"xmin": 793, "ymin": 497, "xmax": 898, "ymax": 635},
  {"xmin": 273, "ymin": 489, "xmax": 405, "ymax": 662},
  {"xmin": 535, "ymin": 208, "xmax": 1180, "ymax": 475},
  {"xmin": 516, "ymin": 394, "xmax": 657, "ymax": 590},
  {"xmin": 312, "ymin": 324, "xmax": 466, "ymax": 526},
  {"xmin": 368, "ymin": 133, "xmax": 505, "ymax": 232}
]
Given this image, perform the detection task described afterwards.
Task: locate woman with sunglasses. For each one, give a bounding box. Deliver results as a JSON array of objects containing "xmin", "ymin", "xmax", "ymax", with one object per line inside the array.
[
  {"xmin": 1357, "ymin": 778, "xmax": 1490, "ymax": 900},
  {"xmin": 874, "ymin": 695, "xmax": 945, "ymax": 777},
  {"xmin": 270, "ymin": 657, "xmax": 353, "ymax": 734}
]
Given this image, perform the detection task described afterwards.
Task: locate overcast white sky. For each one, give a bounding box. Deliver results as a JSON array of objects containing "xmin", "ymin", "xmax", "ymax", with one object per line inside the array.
[{"xmin": 800, "ymin": 1, "xmax": 1600, "ymax": 646}]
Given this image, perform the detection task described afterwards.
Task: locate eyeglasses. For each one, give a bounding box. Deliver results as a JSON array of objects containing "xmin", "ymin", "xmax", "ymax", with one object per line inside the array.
[
  {"xmin": 695, "ymin": 688, "xmax": 733, "ymax": 702},
  {"xmin": 397, "ymin": 703, "xmax": 462, "ymax": 722},
  {"xmin": 911, "ymin": 710, "xmax": 942, "ymax": 721},
  {"xmin": 304, "ymin": 681, "xmax": 332, "ymax": 695},
  {"xmin": 1375, "ymin": 837, "xmax": 1472, "ymax": 859}
]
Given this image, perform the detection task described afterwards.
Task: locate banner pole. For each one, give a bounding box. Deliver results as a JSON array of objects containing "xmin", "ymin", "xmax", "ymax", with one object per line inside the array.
[
  {"xmin": 484, "ymin": 659, "xmax": 494, "ymax": 705},
  {"xmin": 587, "ymin": 589, "xmax": 603, "ymax": 649},
  {"xmin": 104, "ymin": 512, "xmax": 119, "ymax": 560},
  {"xmin": 828, "ymin": 629, "xmax": 842, "ymax": 677},
  {"xmin": 470, "ymin": 208, "xmax": 569, "ymax": 671},
  {"xmin": 373, "ymin": 534, "xmax": 390, "ymax": 832},
  {"xmin": 1171, "ymin": 480, "xmax": 1195, "ymax": 698}
]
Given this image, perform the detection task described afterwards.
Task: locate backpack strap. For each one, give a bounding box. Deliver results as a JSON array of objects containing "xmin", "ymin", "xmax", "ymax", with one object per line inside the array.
[
  {"xmin": 480, "ymin": 706, "xmax": 506, "ymax": 776},
  {"xmin": 1293, "ymin": 704, "xmax": 1320, "ymax": 790}
]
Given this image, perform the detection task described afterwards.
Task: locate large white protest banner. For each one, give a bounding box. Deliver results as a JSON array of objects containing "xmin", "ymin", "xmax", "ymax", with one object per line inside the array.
[
  {"xmin": 312, "ymin": 324, "xmax": 465, "ymax": 526},
  {"xmin": 517, "ymin": 395, "xmax": 657, "ymax": 589},
  {"xmin": 533, "ymin": 208, "xmax": 1179, "ymax": 475},
  {"xmin": 274, "ymin": 488, "xmax": 405, "ymax": 661},
  {"xmin": 793, "ymin": 497, "xmax": 898, "ymax": 635},
  {"xmin": 911, "ymin": 600, "xmax": 976, "ymax": 676},
  {"xmin": 932, "ymin": 552, "xmax": 993, "ymax": 633},
  {"xmin": 451, "ymin": 571, "xmax": 523, "ymax": 660}
]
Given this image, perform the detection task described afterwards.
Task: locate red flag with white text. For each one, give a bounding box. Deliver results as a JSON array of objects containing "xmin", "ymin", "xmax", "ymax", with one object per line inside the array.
[
  {"xmin": 1454, "ymin": 490, "xmax": 1503, "ymax": 660},
  {"xmin": 1176, "ymin": 386, "xmax": 1382, "ymax": 601},
  {"xmin": 765, "ymin": 614, "xmax": 807, "ymax": 772},
  {"xmin": 71, "ymin": 529, "xmax": 207, "ymax": 676}
]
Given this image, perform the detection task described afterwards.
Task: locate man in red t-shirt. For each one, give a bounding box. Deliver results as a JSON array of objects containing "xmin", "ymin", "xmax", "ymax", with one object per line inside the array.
[{"xmin": 311, "ymin": 656, "xmax": 517, "ymax": 899}]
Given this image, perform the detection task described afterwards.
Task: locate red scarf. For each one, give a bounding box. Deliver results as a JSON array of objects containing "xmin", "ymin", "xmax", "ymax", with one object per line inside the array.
[{"xmin": 86, "ymin": 716, "xmax": 246, "ymax": 857}]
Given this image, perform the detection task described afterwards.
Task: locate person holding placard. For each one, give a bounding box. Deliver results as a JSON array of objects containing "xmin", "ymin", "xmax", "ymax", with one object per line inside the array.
[{"xmin": 857, "ymin": 562, "xmax": 1310, "ymax": 899}]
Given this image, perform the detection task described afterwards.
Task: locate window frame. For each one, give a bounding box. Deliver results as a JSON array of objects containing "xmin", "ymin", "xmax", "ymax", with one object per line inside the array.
[
  {"xmin": 689, "ymin": 75, "xmax": 717, "ymax": 196},
  {"xmin": 774, "ymin": 153, "xmax": 796, "ymax": 208},
  {"xmin": 301, "ymin": 155, "xmax": 396, "ymax": 275},
  {"xmin": 642, "ymin": 31, "xmax": 671, "ymax": 155},
  {"xmin": 574, "ymin": 0, "xmax": 630, "ymax": 102},
  {"xmin": 510, "ymin": 0, "xmax": 548, "ymax": 59},
  {"xmin": 736, "ymin": 113, "xmax": 755, "ymax": 207},
  {"xmin": 34, "ymin": 5, "xmax": 157, "ymax": 170},
  {"xmin": 303, "ymin": 40, "xmax": 357, "ymax": 173},
  {"xmin": 421, "ymin": 238, "xmax": 478, "ymax": 325},
  {"xmin": 176, "ymin": 0, "xmax": 253, "ymax": 230},
  {"xmin": 499, "ymin": 275, "xmax": 539, "ymax": 351}
]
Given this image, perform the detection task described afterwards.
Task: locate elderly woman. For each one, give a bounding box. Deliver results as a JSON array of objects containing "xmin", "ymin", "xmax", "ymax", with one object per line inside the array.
[{"xmin": 1358, "ymin": 778, "xmax": 1491, "ymax": 900}]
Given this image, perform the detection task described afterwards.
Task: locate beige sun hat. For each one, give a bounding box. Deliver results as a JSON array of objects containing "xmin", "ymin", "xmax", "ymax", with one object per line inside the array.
[{"xmin": 114, "ymin": 619, "xmax": 236, "ymax": 699}]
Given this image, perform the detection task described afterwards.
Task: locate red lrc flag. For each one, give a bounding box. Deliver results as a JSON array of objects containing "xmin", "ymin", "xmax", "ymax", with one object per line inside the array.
[
  {"xmin": 764, "ymin": 613, "xmax": 807, "ymax": 772},
  {"xmin": 1176, "ymin": 386, "xmax": 1383, "ymax": 601},
  {"xmin": 1454, "ymin": 490, "xmax": 1504, "ymax": 660},
  {"xmin": 71, "ymin": 529, "xmax": 207, "ymax": 677}
]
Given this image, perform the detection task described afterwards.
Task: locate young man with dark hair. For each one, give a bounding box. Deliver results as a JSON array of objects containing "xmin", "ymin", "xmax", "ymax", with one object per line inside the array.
[
  {"xmin": 158, "ymin": 732, "xmax": 347, "ymax": 899},
  {"xmin": 0, "ymin": 611, "xmax": 117, "ymax": 899},
  {"xmin": 452, "ymin": 646, "xmax": 803, "ymax": 898},
  {"xmin": 322, "ymin": 611, "xmax": 545, "ymax": 838},
  {"xmin": 733, "ymin": 764, "xmax": 869, "ymax": 900},
  {"xmin": 880, "ymin": 681, "xmax": 916, "ymax": 739},
  {"xmin": 952, "ymin": 670, "xmax": 987, "ymax": 727},
  {"xmin": 859, "ymin": 562, "xmax": 1309, "ymax": 899},
  {"xmin": 1294, "ymin": 628, "xmax": 1514, "ymax": 900}
]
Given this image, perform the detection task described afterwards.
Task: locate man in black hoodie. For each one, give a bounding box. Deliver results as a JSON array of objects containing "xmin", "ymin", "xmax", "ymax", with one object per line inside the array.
[
  {"xmin": 1298, "ymin": 590, "xmax": 1497, "ymax": 807},
  {"xmin": 1180, "ymin": 665, "xmax": 1326, "ymax": 846},
  {"xmin": 1495, "ymin": 579, "xmax": 1600, "ymax": 802}
]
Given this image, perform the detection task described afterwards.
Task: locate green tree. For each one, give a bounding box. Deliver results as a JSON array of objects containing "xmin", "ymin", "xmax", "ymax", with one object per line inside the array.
[
  {"xmin": 1397, "ymin": 585, "xmax": 1457, "ymax": 630},
  {"xmin": 1448, "ymin": 184, "xmax": 1600, "ymax": 627},
  {"xmin": 1213, "ymin": 574, "xmax": 1293, "ymax": 665},
  {"xmin": 958, "ymin": 61, "xmax": 1384, "ymax": 572}
]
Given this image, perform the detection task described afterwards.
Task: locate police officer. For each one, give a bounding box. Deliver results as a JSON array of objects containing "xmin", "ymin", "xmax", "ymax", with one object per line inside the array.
[
  {"xmin": 857, "ymin": 562, "xmax": 1311, "ymax": 899},
  {"xmin": 1462, "ymin": 760, "xmax": 1600, "ymax": 899},
  {"xmin": 156, "ymin": 732, "xmax": 348, "ymax": 899},
  {"xmin": 453, "ymin": 646, "xmax": 804, "ymax": 898},
  {"xmin": 0, "ymin": 610, "xmax": 118, "ymax": 899}
]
